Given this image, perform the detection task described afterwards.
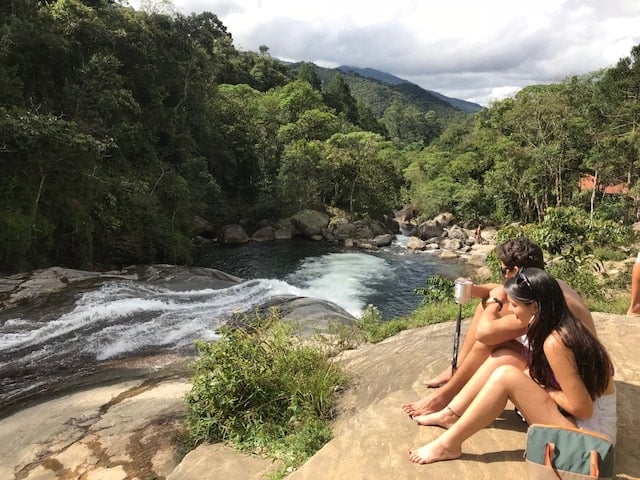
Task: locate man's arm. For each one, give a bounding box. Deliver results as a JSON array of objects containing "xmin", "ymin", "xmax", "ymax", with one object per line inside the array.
[
  {"xmin": 475, "ymin": 310, "xmax": 528, "ymax": 346},
  {"xmin": 474, "ymin": 285, "xmax": 528, "ymax": 346},
  {"xmin": 467, "ymin": 281, "xmax": 501, "ymax": 300}
]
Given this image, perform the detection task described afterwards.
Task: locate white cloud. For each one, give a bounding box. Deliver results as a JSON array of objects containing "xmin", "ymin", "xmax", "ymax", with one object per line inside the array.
[{"xmin": 125, "ymin": 0, "xmax": 640, "ymax": 106}]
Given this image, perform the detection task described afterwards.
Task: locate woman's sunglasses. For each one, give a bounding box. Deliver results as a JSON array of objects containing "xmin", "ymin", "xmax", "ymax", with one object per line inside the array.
[{"xmin": 516, "ymin": 270, "xmax": 533, "ymax": 291}]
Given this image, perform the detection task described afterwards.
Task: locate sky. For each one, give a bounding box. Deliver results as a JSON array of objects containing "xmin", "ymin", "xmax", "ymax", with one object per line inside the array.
[{"xmin": 126, "ymin": 0, "xmax": 640, "ymax": 106}]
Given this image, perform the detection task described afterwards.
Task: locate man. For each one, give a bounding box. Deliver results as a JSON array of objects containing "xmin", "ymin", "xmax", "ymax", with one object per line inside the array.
[
  {"xmin": 627, "ymin": 252, "xmax": 640, "ymax": 315},
  {"xmin": 402, "ymin": 237, "xmax": 594, "ymax": 417}
]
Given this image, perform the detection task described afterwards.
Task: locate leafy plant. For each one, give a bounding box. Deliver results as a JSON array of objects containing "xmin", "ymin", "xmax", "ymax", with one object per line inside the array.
[
  {"xmin": 184, "ymin": 309, "xmax": 347, "ymax": 473},
  {"xmin": 414, "ymin": 275, "xmax": 455, "ymax": 304},
  {"xmin": 591, "ymin": 246, "xmax": 628, "ymax": 262},
  {"xmin": 546, "ymin": 257, "xmax": 602, "ymax": 300}
]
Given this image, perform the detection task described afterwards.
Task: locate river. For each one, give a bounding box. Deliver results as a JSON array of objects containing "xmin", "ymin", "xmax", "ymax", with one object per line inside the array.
[{"xmin": 0, "ymin": 236, "xmax": 466, "ymax": 414}]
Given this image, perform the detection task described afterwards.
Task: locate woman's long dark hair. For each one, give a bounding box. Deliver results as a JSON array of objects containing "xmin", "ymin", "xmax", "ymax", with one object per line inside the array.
[{"xmin": 504, "ymin": 268, "xmax": 612, "ymax": 399}]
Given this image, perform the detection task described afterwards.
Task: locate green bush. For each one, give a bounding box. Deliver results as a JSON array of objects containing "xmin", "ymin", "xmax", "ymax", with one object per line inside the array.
[
  {"xmin": 587, "ymin": 293, "xmax": 629, "ymax": 315},
  {"xmin": 546, "ymin": 258, "xmax": 602, "ymax": 300},
  {"xmin": 493, "ymin": 216, "xmax": 634, "ymax": 307},
  {"xmin": 592, "ymin": 246, "xmax": 628, "ymax": 262},
  {"xmin": 414, "ymin": 275, "xmax": 455, "ymax": 304},
  {"xmin": 592, "ymin": 194, "xmax": 635, "ymax": 224},
  {"xmin": 184, "ymin": 309, "xmax": 347, "ymax": 472},
  {"xmin": 351, "ymin": 289, "xmax": 476, "ymax": 344}
]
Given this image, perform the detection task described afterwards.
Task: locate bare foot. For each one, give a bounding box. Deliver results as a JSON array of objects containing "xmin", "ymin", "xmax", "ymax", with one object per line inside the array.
[
  {"xmin": 402, "ymin": 394, "xmax": 447, "ymax": 416},
  {"xmin": 422, "ymin": 367, "xmax": 452, "ymax": 388},
  {"xmin": 412, "ymin": 406, "xmax": 459, "ymax": 428},
  {"xmin": 408, "ymin": 438, "xmax": 461, "ymax": 464}
]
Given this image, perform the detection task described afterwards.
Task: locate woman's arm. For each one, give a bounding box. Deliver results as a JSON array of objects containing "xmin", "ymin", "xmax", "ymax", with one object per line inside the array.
[{"xmin": 543, "ymin": 333, "xmax": 594, "ymax": 419}]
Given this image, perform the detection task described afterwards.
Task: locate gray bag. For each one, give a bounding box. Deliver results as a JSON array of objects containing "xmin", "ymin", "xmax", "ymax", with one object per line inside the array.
[{"xmin": 525, "ymin": 424, "xmax": 615, "ymax": 479}]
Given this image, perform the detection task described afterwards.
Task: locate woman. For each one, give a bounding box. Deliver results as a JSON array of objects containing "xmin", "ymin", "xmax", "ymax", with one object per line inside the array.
[{"xmin": 408, "ymin": 267, "xmax": 616, "ymax": 465}]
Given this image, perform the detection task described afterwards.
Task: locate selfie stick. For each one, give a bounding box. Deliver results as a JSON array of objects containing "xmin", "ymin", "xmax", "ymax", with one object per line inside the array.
[{"xmin": 451, "ymin": 303, "xmax": 462, "ymax": 374}]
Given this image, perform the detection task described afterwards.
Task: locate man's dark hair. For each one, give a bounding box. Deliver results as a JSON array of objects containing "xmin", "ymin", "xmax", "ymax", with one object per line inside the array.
[{"xmin": 495, "ymin": 237, "xmax": 545, "ymax": 269}]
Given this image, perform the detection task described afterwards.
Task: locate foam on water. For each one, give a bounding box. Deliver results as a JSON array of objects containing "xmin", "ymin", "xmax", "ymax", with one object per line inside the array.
[
  {"xmin": 81, "ymin": 278, "xmax": 311, "ymax": 360},
  {"xmin": 0, "ymin": 239, "xmax": 470, "ymax": 409},
  {"xmin": 0, "ymin": 237, "xmax": 470, "ymax": 414},
  {"xmin": 287, "ymin": 252, "xmax": 390, "ymax": 316},
  {"xmin": 0, "ymin": 250, "xmax": 395, "ymax": 365}
]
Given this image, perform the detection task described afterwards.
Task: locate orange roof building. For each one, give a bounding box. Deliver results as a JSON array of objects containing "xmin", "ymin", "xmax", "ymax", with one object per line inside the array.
[{"xmin": 579, "ymin": 174, "xmax": 629, "ymax": 195}]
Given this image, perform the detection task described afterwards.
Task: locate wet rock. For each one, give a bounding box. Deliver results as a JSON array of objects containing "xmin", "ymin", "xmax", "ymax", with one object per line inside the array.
[
  {"xmin": 218, "ymin": 224, "xmax": 250, "ymax": 245},
  {"xmin": 406, "ymin": 236, "xmax": 426, "ymax": 250},
  {"xmin": 291, "ymin": 210, "xmax": 330, "ymax": 238},
  {"xmin": 251, "ymin": 225, "xmax": 276, "ymax": 242}
]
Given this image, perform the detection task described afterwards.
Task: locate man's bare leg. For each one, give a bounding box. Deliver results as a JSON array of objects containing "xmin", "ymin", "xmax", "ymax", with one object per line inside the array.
[
  {"xmin": 403, "ymin": 339, "xmax": 494, "ymax": 416},
  {"xmin": 628, "ymin": 259, "xmax": 640, "ymax": 315},
  {"xmin": 422, "ymin": 302, "xmax": 484, "ymax": 387}
]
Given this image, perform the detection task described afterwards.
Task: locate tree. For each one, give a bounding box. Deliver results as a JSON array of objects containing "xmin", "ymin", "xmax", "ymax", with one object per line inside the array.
[
  {"xmin": 137, "ymin": 0, "xmax": 176, "ymax": 15},
  {"xmin": 0, "ymin": 108, "xmax": 108, "ymax": 269},
  {"xmin": 382, "ymin": 101, "xmax": 441, "ymax": 148},
  {"xmin": 324, "ymin": 131, "xmax": 403, "ymax": 219},
  {"xmin": 594, "ymin": 46, "xmax": 640, "ymax": 188},
  {"xmin": 323, "ymin": 74, "xmax": 358, "ymax": 124},
  {"xmin": 277, "ymin": 140, "xmax": 329, "ymax": 213},
  {"xmin": 295, "ymin": 62, "xmax": 322, "ymax": 91},
  {"xmin": 277, "ymin": 108, "xmax": 348, "ymax": 144},
  {"xmin": 482, "ymin": 85, "xmax": 584, "ymax": 220}
]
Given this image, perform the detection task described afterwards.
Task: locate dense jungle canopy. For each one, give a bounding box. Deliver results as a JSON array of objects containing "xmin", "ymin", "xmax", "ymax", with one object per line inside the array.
[{"xmin": 1, "ymin": 0, "xmax": 639, "ymax": 273}]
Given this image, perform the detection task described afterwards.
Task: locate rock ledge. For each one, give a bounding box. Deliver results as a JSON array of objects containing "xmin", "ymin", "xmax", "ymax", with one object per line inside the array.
[{"xmin": 1, "ymin": 313, "xmax": 638, "ymax": 479}]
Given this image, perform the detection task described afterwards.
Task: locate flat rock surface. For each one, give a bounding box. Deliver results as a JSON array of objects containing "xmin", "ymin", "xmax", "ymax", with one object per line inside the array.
[{"xmin": 1, "ymin": 313, "xmax": 638, "ymax": 479}]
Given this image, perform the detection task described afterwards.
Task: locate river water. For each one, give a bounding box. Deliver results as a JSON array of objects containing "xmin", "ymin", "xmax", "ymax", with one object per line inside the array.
[{"xmin": 0, "ymin": 236, "xmax": 466, "ymax": 414}]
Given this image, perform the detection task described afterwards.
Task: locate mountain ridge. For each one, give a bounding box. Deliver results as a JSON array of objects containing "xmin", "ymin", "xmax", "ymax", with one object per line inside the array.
[{"xmin": 337, "ymin": 65, "xmax": 482, "ymax": 114}]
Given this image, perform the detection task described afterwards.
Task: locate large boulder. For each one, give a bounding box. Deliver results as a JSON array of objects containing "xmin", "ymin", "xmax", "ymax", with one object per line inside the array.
[
  {"xmin": 330, "ymin": 218, "xmax": 357, "ymax": 240},
  {"xmin": 291, "ymin": 210, "xmax": 330, "ymax": 238},
  {"xmin": 395, "ymin": 205, "xmax": 418, "ymax": 224},
  {"xmin": 368, "ymin": 220, "xmax": 389, "ymax": 237},
  {"xmin": 446, "ymin": 225, "xmax": 469, "ymax": 242},
  {"xmin": 433, "ymin": 212, "xmax": 455, "ymax": 227},
  {"xmin": 440, "ymin": 238, "xmax": 465, "ymax": 251},
  {"xmin": 406, "ymin": 236, "xmax": 427, "ymax": 250},
  {"xmin": 218, "ymin": 224, "xmax": 249, "ymax": 245},
  {"xmin": 285, "ymin": 313, "xmax": 640, "ymax": 479},
  {"xmin": 193, "ymin": 215, "xmax": 216, "ymax": 239},
  {"xmin": 373, "ymin": 234, "xmax": 394, "ymax": 247},
  {"xmin": 351, "ymin": 220, "xmax": 374, "ymax": 240},
  {"xmin": 257, "ymin": 296, "xmax": 356, "ymax": 336},
  {"xmin": 382, "ymin": 215, "xmax": 401, "ymax": 234},
  {"xmin": 416, "ymin": 220, "xmax": 444, "ymax": 240},
  {"xmin": 251, "ymin": 226, "xmax": 276, "ymax": 242},
  {"xmin": 274, "ymin": 218, "xmax": 300, "ymax": 240}
]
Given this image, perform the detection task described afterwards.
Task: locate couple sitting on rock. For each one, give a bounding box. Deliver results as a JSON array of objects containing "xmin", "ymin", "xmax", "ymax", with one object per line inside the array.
[{"xmin": 402, "ymin": 238, "xmax": 617, "ymax": 465}]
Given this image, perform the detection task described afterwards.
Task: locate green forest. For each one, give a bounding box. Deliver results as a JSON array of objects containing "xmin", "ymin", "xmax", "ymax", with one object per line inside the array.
[{"xmin": 1, "ymin": 0, "xmax": 640, "ymax": 273}]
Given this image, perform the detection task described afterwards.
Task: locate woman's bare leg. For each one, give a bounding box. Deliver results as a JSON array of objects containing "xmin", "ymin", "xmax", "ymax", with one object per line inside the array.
[
  {"xmin": 403, "ymin": 340, "xmax": 495, "ymax": 416},
  {"xmin": 408, "ymin": 365, "xmax": 575, "ymax": 464},
  {"xmin": 413, "ymin": 347, "xmax": 526, "ymax": 427}
]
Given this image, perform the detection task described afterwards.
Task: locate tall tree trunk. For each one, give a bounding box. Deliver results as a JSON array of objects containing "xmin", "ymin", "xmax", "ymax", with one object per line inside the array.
[
  {"xmin": 590, "ymin": 170, "xmax": 598, "ymax": 221},
  {"xmin": 25, "ymin": 166, "xmax": 46, "ymax": 256},
  {"xmin": 348, "ymin": 175, "xmax": 358, "ymax": 221}
]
